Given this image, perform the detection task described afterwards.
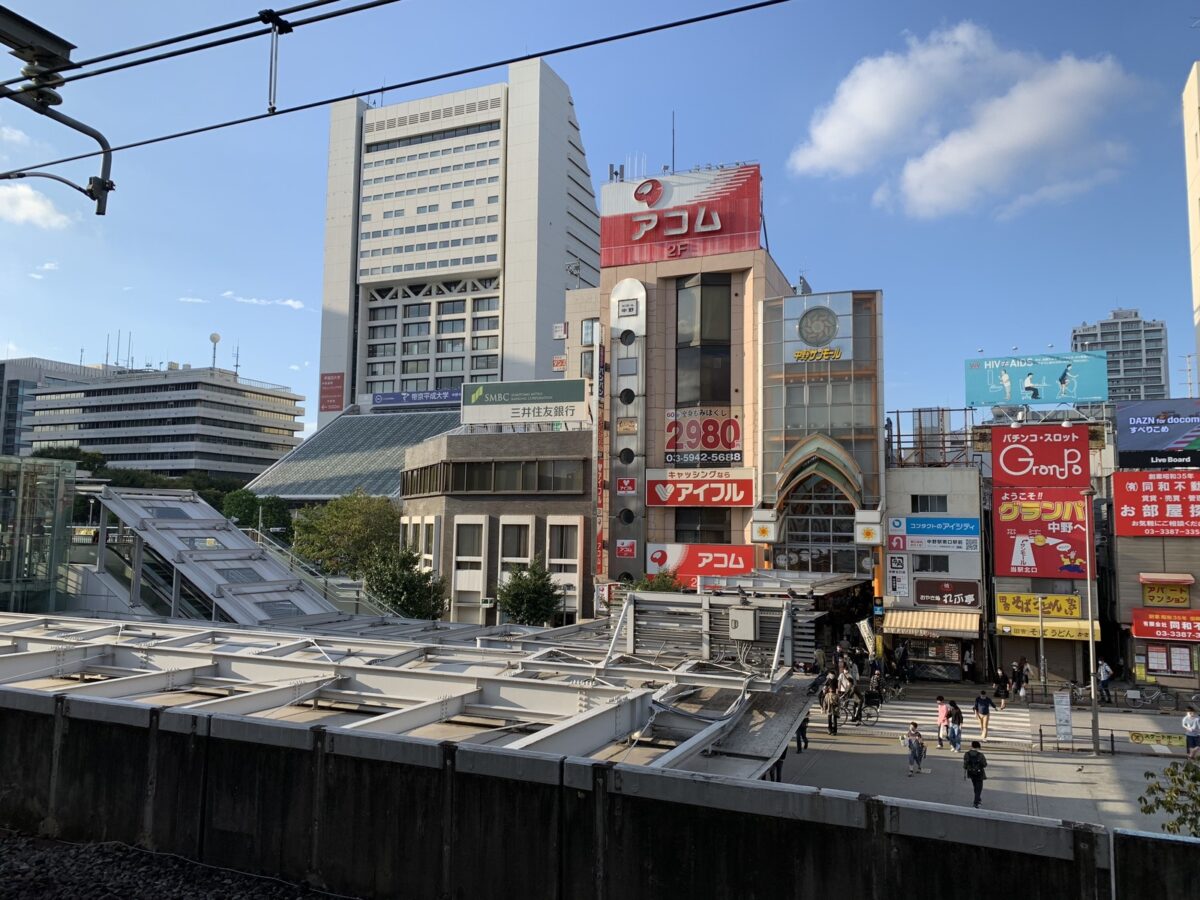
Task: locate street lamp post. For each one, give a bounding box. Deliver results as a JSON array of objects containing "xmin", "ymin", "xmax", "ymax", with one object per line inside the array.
[
  {"xmin": 1037, "ymin": 595, "xmax": 1047, "ymax": 699},
  {"xmin": 1081, "ymin": 486, "xmax": 1100, "ymax": 755}
]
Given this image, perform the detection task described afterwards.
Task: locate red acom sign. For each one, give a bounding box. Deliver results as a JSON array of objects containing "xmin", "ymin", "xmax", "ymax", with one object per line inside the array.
[
  {"xmin": 599, "ymin": 165, "xmax": 762, "ymax": 267},
  {"xmin": 645, "ymin": 468, "xmax": 755, "ymax": 507},
  {"xmin": 647, "ymin": 543, "xmax": 755, "ymax": 588},
  {"xmin": 1112, "ymin": 471, "xmax": 1200, "ymax": 538},
  {"xmin": 992, "ymin": 424, "xmax": 1090, "ymax": 488}
]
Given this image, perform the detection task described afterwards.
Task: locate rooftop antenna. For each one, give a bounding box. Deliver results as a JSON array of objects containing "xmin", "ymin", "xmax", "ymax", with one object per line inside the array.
[
  {"xmin": 78, "ymin": 347, "xmax": 83, "ymax": 365},
  {"xmin": 209, "ymin": 332, "xmax": 221, "ymax": 370},
  {"xmin": 115, "ymin": 329, "xmax": 121, "ymax": 369},
  {"xmin": 233, "ymin": 342, "xmax": 241, "ymax": 376},
  {"xmin": 127, "ymin": 331, "xmax": 132, "ymax": 368},
  {"xmin": 671, "ymin": 110, "xmax": 675, "ymax": 174},
  {"xmin": 104, "ymin": 333, "xmax": 109, "ymax": 367}
]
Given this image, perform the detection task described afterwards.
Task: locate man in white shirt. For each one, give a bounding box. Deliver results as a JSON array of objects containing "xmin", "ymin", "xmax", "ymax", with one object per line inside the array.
[
  {"xmin": 1096, "ymin": 658, "xmax": 1113, "ymax": 703},
  {"xmin": 1183, "ymin": 705, "xmax": 1200, "ymax": 760}
]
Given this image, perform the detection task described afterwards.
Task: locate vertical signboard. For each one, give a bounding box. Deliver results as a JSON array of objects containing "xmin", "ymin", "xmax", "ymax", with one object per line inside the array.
[
  {"xmin": 992, "ymin": 487, "xmax": 1092, "ymax": 579},
  {"xmin": 319, "ymin": 372, "xmax": 345, "ymax": 412}
]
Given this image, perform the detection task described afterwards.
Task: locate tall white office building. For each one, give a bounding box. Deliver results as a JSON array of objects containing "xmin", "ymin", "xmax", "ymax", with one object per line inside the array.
[
  {"xmin": 317, "ymin": 59, "xmax": 600, "ymax": 428},
  {"xmin": 1070, "ymin": 308, "xmax": 1170, "ymax": 401}
]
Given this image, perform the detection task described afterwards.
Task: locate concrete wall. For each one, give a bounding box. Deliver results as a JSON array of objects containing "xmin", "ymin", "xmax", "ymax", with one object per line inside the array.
[{"xmin": 0, "ymin": 688, "xmax": 1189, "ymax": 899}]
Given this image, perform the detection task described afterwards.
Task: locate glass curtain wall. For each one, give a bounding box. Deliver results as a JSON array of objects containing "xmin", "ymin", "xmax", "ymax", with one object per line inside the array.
[{"xmin": 0, "ymin": 456, "xmax": 75, "ymax": 612}]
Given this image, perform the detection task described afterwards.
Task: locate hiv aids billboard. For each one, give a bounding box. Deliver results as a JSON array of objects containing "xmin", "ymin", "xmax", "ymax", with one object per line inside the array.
[
  {"xmin": 993, "ymin": 487, "xmax": 1093, "ymax": 579},
  {"xmin": 645, "ymin": 468, "xmax": 755, "ymax": 507},
  {"xmin": 992, "ymin": 424, "xmax": 1090, "ymax": 488},
  {"xmin": 599, "ymin": 165, "xmax": 762, "ymax": 267}
]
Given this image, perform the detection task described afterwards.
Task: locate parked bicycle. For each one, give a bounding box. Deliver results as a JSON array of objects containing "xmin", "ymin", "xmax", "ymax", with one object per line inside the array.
[
  {"xmin": 836, "ymin": 694, "xmax": 879, "ymax": 726},
  {"xmin": 1124, "ymin": 685, "xmax": 1177, "ymax": 710},
  {"xmin": 881, "ymin": 679, "xmax": 905, "ymax": 702},
  {"xmin": 1067, "ymin": 681, "xmax": 1090, "ymax": 704}
]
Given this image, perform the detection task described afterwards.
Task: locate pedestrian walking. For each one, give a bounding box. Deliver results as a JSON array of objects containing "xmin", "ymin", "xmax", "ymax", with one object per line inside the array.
[
  {"xmin": 1183, "ymin": 705, "xmax": 1200, "ymax": 761},
  {"xmin": 821, "ymin": 683, "xmax": 839, "ymax": 735},
  {"xmin": 947, "ymin": 700, "xmax": 964, "ymax": 752},
  {"xmin": 973, "ymin": 691, "xmax": 994, "ymax": 740},
  {"xmin": 1010, "ymin": 661, "xmax": 1026, "ymax": 704},
  {"xmin": 993, "ymin": 667, "xmax": 1010, "ymax": 710},
  {"xmin": 795, "ymin": 712, "xmax": 810, "ymax": 752},
  {"xmin": 963, "ymin": 741, "xmax": 988, "ymax": 808},
  {"xmin": 1097, "ymin": 658, "xmax": 1114, "ymax": 704},
  {"xmin": 962, "ymin": 644, "xmax": 975, "ymax": 683},
  {"xmin": 936, "ymin": 695, "xmax": 949, "ymax": 749},
  {"xmin": 903, "ymin": 722, "xmax": 926, "ymax": 776}
]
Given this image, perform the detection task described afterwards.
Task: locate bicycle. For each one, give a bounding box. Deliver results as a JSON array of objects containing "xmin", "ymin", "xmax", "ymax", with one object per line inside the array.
[
  {"xmin": 1067, "ymin": 681, "xmax": 1090, "ymax": 704},
  {"xmin": 837, "ymin": 695, "xmax": 879, "ymax": 726},
  {"xmin": 1124, "ymin": 685, "xmax": 1177, "ymax": 710},
  {"xmin": 881, "ymin": 680, "xmax": 905, "ymax": 702}
]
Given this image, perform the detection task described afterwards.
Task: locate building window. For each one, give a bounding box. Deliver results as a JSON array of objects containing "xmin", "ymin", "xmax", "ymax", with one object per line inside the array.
[
  {"xmin": 471, "ymin": 354, "xmax": 498, "ymax": 370},
  {"xmin": 438, "ymin": 299, "xmax": 466, "ymax": 315},
  {"xmin": 367, "ymin": 343, "xmax": 395, "ymax": 358},
  {"xmin": 360, "ymin": 213, "xmax": 371, "ymax": 222},
  {"xmin": 403, "ymin": 322, "xmax": 430, "ymax": 337},
  {"xmin": 674, "ymin": 508, "xmax": 731, "ymax": 544},
  {"xmin": 473, "ymin": 316, "xmax": 499, "ymax": 331},
  {"xmin": 367, "ymin": 324, "xmax": 397, "ymax": 339},
  {"xmin": 547, "ymin": 523, "xmax": 578, "ymax": 574},
  {"xmin": 912, "ymin": 554, "xmax": 950, "ymax": 573},
  {"xmin": 365, "ymin": 379, "xmax": 395, "ymax": 393},
  {"xmin": 402, "ymin": 360, "xmax": 429, "ymax": 374},
  {"xmin": 500, "ymin": 520, "xmax": 531, "ymax": 574},
  {"xmin": 437, "ymin": 318, "xmax": 466, "ymax": 334},
  {"xmin": 368, "ymin": 306, "xmax": 397, "ymax": 321},
  {"xmin": 403, "ymin": 303, "xmax": 430, "ymax": 318},
  {"xmin": 367, "ymin": 362, "xmax": 395, "ymax": 376},
  {"xmin": 911, "ymin": 495, "xmax": 949, "ymax": 513},
  {"xmin": 472, "ymin": 296, "xmax": 499, "ymax": 312},
  {"xmin": 437, "ymin": 376, "xmax": 464, "ymax": 390},
  {"xmin": 580, "ymin": 350, "xmax": 594, "ymax": 378},
  {"xmin": 676, "ymin": 273, "xmax": 731, "ymax": 408},
  {"xmin": 437, "ymin": 338, "xmax": 464, "ymax": 354},
  {"xmin": 401, "ymin": 378, "xmax": 429, "ymax": 391},
  {"xmin": 402, "ymin": 341, "xmax": 430, "ymax": 355},
  {"xmin": 472, "ymin": 335, "xmax": 498, "ymax": 351},
  {"xmin": 581, "ymin": 318, "xmax": 598, "ymax": 347},
  {"xmin": 455, "ymin": 522, "xmax": 483, "ymax": 570},
  {"xmin": 436, "ymin": 357, "xmax": 464, "ymax": 372}
]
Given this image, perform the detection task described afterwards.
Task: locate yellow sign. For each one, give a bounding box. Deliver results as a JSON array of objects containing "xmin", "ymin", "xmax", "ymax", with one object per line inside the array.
[
  {"xmin": 1142, "ymin": 583, "xmax": 1190, "ymax": 607},
  {"xmin": 996, "ymin": 593, "xmax": 1082, "ymax": 618},
  {"xmin": 1129, "ymin": 732, "xmax": 1185, "ymax": 748},
  {"xmin": 792, "ymin": 347, "xmax": 843, "ymax": 362},
  {"xmin": 996, "ymin": 617, "xmax": 1099, "ymax": 641}
]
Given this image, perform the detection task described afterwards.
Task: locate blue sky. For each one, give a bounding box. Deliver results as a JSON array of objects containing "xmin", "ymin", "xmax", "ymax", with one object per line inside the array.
[{"xmin": 2, "ymin": 0, "xmax": 1198, "ymax": 433}]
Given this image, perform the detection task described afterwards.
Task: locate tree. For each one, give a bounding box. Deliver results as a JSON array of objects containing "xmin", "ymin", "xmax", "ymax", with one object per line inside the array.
[
  {"xmin": 497, "ymin": 556, "xmax": 564, "ymax": 626},
  {"xmin": 364, "ymin": 545, "xmax": 447, "ymax": 620},
  {"xmin": 1139, "ymin": 761, "xmax": 1200, "ymax": 836},
  {"xmin": 292, "ymin": 490, "xmax": 401, "ymax": 578},
  {"xmin": 223, "ymin": 488, "xmax": 260, "ymax": 526},
  {"xmin": 31, "ymin": 446, "xmax": 107, "ymax": 473},
  {"xmin": 632, "ymin": 570, "xmax": 686, "ymax": 592},
  {"xmin": 258, "ymin": 495, "xmax": 293, "ymax": 541}
]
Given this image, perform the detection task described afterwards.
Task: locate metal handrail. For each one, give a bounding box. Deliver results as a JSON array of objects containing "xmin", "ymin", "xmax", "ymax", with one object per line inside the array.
[{"xmin": 241, "ymin": 528, "xmax": 391, "ymax": 617}]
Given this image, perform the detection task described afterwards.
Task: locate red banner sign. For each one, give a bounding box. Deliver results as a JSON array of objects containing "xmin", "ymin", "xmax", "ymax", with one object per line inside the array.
[
  {"xmin": 1112, "ymin": 470, "xmax": 1200, "ymax": 538},
  {"xmin": 913, "ymin": 579, "xmax": 982, "ymax": 608},
  {"xmin": 664, "ymin": 408, "xmax": 742, "ymax": 467},
  {"xmin": 993, "ymin": 486, "xmax": 1092, "ymax": 579},
  {"xmin": 614, "ymin": 539, "xmax": 637, "ymax": 559},
  {"xmin": 992, "ymin": 424, "xmax": 1090, "ymax": 488},
  {"xmin": 319, "ymin": 372, "xmax": 345, "ymax": 412},
  {"xmin": 646, "ymin": 543, "xmax": 755, "ymax": 588},
  {"xmin": 1131, "ymin": 608, "xmax": 1200, "ymax": 642},
  {"xmin": 600, "ymin": 165, "xmax": 761, "ymax": 267},
  {"xmin": 646, "ymin": 468, "xmax": 754, "ymax": 507}
]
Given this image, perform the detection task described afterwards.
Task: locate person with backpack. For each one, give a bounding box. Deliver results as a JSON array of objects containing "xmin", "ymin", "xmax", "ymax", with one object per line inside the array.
[
  {"xmin": 904, "ymin": 722, "xmax": 926, "ymax": 776},
  {"xmin": 947, "ymin": 699, "xmax": 964, "ymax": 752},
  {"xmin": 963, "ymin": 741, "xmax": 988, "ymax": 808},
  {"xmin": 1097, "ymin": 658, "xmax": 1114, "ymax": 704},
  {"xmin": 973, "ymin": 690, "xmax": 994, "ymax": 740}
]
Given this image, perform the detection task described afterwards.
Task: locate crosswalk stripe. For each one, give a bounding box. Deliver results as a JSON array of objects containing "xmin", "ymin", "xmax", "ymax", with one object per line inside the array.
[{"xmin": 840, "ymin": 698, "xmax": 1033, "ymax": 746}]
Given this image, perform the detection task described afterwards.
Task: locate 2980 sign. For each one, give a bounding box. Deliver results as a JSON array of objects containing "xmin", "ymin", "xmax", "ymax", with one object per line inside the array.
[{"xmin": 664, "ymin": 409, "xmax": 742, "ymax": 467}]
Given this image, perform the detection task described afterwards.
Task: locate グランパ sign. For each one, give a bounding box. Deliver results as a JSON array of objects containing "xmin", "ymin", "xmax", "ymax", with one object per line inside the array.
[{"xmin": 993, "ymin": 487, "xmax": 1092, "ymax": 580}]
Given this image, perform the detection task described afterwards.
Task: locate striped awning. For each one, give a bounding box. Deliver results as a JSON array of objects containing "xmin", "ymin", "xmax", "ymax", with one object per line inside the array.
[
  {"xmin": 882, "ymin": 609, "xmax": 981, "ymax": 639},
  {"xmin": 1138, "ymin": 573, "xmax": 1195, "ymax": 586}
]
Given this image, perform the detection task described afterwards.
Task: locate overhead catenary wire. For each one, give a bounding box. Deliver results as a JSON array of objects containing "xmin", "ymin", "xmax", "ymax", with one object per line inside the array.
[
  {"xmin": 0, "ymin": 0, "xmax": 790, "ymax": 178},
  {"xmin": 2, "ymin": 0, "xmax": 409, "ymax": 99}
]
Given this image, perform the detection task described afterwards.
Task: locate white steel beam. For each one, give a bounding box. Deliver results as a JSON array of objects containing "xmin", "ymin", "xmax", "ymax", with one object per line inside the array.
[
  {"xmin": 0, "ymin": 645, "xmax": 109, "ymax": 683},
  {"xmin": 341, "ymin": 688, "xmax": 481, "ymax": 735},
  {"xmin": 182, "ymin": 674, "xmax": 338, "ymax": 716},
  {"xmin": 506, "ymin": 690, "xmax": 652, "ymax": 755},
  {"xmin": 55, "ymin": 664, "xmax": 218, "ymax": 698}
]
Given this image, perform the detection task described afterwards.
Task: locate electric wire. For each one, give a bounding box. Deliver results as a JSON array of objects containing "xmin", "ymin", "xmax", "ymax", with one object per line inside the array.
[
  {"xmin": 0, "ymin": 0, "xmax": 345, "ymax": 88},
  {"xmin": 0, "ymin": 0, "xmax": 790, "ymax": 178},
  {"xmin": 2, "ymin": 0, "xmax": 408, "ymax": 98}
]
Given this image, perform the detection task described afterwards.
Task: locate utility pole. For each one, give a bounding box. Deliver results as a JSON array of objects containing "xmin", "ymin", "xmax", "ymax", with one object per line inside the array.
[
  {"xmin": 0, "ymin": 9, "xmax": 114, "ymax": 214},
  {"xmin": 1081, "ymin": 486, "xmax": 1100, "ymax": 755}
]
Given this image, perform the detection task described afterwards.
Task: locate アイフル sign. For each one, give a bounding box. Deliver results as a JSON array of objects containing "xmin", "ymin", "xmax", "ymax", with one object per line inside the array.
[{"xmin": 645, "ymin": 468, "xmax": 755, "ymax": 507}]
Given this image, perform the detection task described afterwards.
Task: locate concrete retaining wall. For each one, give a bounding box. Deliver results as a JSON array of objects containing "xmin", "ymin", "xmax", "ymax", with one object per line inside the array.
[{"xmin": 0, "ymin": 689, "xmax": 1188, "ymax": 899}]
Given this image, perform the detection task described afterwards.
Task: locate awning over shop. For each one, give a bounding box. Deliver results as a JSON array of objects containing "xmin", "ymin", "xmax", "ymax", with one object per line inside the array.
[
  {"xmin": 996, "ymin": 616, "xmax": 1100, "ymax": 642},
  {"xmin": 882, "ymin": 609, "xmax": 981, "ymax": 640},
  {"xmin": 1138, "ymin": 573, "xmax": 1195, "ymax": 586}
]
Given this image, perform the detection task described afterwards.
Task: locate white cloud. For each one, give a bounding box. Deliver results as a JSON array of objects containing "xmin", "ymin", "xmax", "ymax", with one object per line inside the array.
[
  {"xmin": 288, "ymin": 364, "xmax": 301, "ymax": 371},
  {"xmin": 37, "ymin": 261, "xmax": 58, "ymax": 271},
  {"xmin": 0, "ymin": 124, "xmax": 29, "ymax": 145},
  {"xmin": 27, "ymin": 272, "xmax": 42, "ymax": 280},
  {"xmin": 789, "ymin": 23, "xmax": 1134, "ymax": 219},
  {"xmin": 222, "ymin": 289, "xmax": 304, "ymax": 310},
  {"xmin": 0, "ymin": 184, "xmax": 71, "ymax": 229},
  {"xmin": 177, "ymin": 296, "xmax": 208, "ymax": 304}
]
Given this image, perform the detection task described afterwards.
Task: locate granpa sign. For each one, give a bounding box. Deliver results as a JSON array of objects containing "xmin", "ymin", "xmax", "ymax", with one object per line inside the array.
[{"xmin": 992, "ymin": 424, "xmax": 1090, "ymax": 488}]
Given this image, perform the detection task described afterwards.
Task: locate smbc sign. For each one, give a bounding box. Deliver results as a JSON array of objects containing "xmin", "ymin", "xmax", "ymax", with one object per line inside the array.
[{"xmin": 461, "ymin": 379, "xmax": 589, "ymax": 425}]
